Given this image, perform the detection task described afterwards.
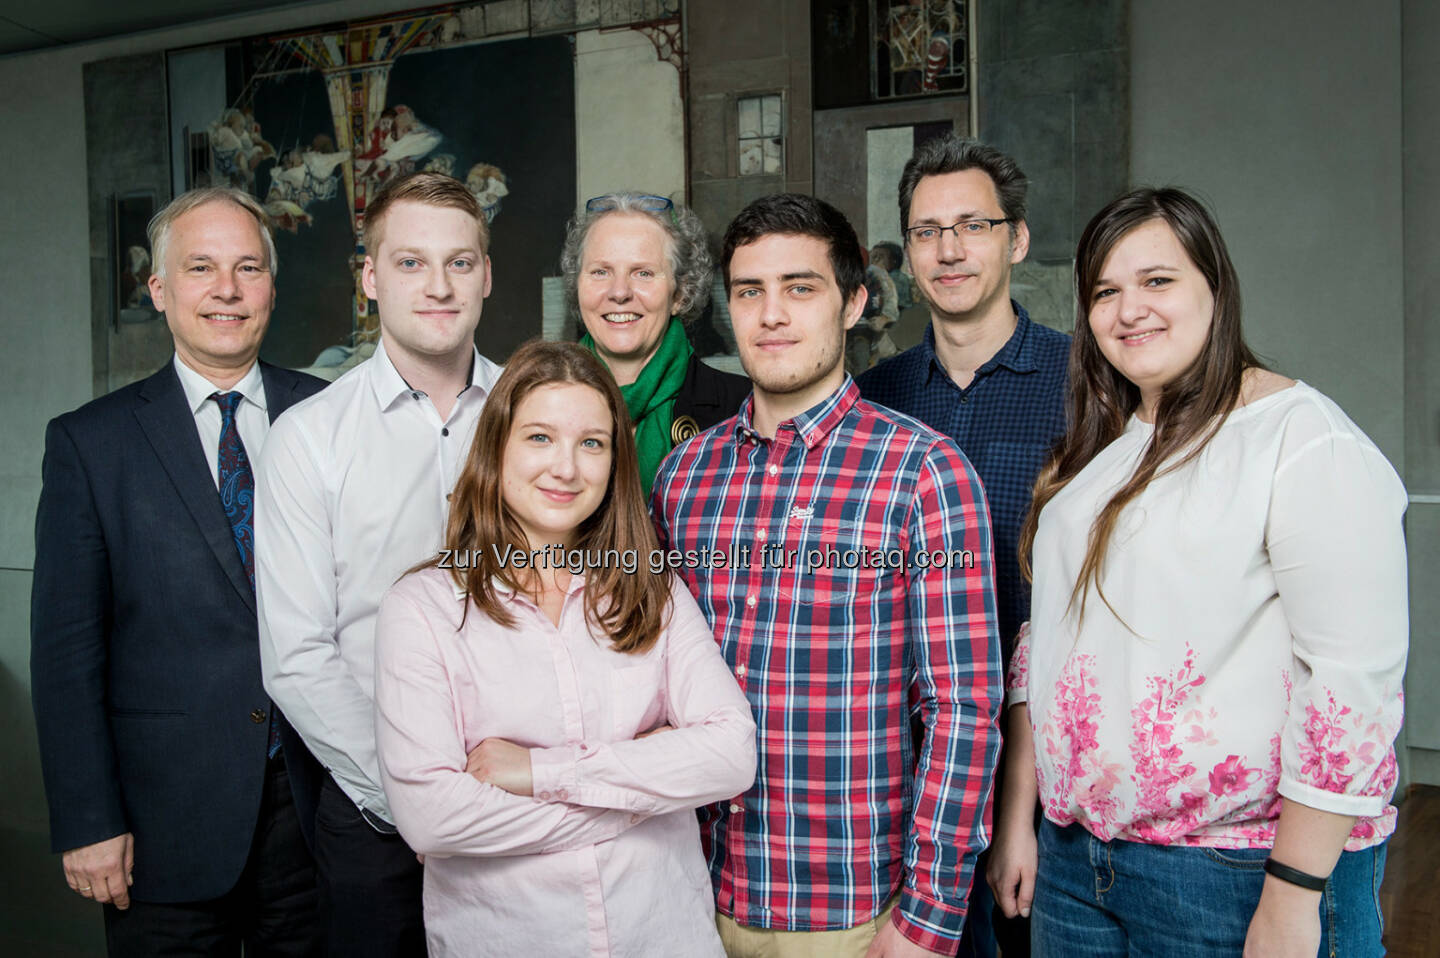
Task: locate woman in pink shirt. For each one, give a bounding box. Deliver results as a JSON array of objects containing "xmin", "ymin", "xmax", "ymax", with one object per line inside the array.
[{"xmin": 374, "ymin": 340, "xmax": 756, "ymax": 957}]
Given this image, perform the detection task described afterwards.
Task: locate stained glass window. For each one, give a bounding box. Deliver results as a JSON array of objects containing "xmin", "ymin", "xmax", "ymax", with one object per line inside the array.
[{"xmin": 874, "ymin": 0, "xmax": 969, "ymax": 99}]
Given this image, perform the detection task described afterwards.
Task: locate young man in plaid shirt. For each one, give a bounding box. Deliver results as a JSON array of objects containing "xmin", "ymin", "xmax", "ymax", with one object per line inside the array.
[{"xmin": 652, "ymin": 193, "xmax": 1002, "ymax": 957}]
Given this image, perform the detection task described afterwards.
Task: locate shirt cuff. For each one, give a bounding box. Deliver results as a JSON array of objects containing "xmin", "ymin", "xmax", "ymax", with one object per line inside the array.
[
  {"xmin": 1277, "ymin": 777, "xmax": 1393, "ymax": 819},
  {"xmin": 332, "ymin": 768, "xmax": 393, "ymax": 825},
  {"xmin": 528, "ymin": 744, "xmax": 581, "ymax": 804},
  {"xmin": 895, "ymin": 886, "xmax": 965, "ymax": 954}
]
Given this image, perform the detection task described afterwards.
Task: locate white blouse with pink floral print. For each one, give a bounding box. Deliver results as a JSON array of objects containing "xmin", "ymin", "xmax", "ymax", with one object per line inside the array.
[{"xmin": 1011, "ymin": 382, "xmax": 1407, "ymax": 850}]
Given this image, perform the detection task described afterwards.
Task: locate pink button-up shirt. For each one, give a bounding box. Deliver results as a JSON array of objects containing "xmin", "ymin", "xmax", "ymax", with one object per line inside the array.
[{"xmin": 374, "ymin": 567, "xmax": 756, "ymax": 958}]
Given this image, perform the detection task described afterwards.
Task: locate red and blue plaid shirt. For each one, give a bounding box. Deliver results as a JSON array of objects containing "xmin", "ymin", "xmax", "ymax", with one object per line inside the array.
[{"xmin": 651, "ymin": 378, "xmax": 1002, "ymax": 952}]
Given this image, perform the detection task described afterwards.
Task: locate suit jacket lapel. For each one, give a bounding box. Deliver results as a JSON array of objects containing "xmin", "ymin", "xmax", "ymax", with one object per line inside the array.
[
  {"xmin": 259, "ymin": 362, "xmax": 305, "ymax": 423},
  {"xmin": 135, "ymin": 362, "xmax": 256, "ymax": 612}
]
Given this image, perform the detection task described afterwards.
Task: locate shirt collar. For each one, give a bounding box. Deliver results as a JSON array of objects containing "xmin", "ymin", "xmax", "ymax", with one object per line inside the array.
[
  {"xmin": 368, "ymin": 337, "xmax": 502, "ymax": 411},
  {"xmin": 732, "ymin": 376, "xmax": 861, "ymax": 451},
  {"xmin": 172, "ymin": 354, "xmax": 266, "ymax": 416},
  {"xmin": 449, "ymin": 561, "xmax": 589, "ymax": 600},
  {"xmin": 453, "ymin": 574, "xmax": 515, "ymax": 602},
  {"xmin": 921, "ymin": 300, "xmax": 1039, "ymax": 383}
]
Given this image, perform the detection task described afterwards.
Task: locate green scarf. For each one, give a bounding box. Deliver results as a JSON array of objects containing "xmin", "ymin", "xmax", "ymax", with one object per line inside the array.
[{"xmin": 581, "ymin": 317, "xmax": 692, "ymax": 497}]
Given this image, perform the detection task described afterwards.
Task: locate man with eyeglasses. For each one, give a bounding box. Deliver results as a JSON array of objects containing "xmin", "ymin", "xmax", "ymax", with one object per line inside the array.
[{"xmin": 857, "ymin": 135, "xmax": 1069, "ymax": 958}]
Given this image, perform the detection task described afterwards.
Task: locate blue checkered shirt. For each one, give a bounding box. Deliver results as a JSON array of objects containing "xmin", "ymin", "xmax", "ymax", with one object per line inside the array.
[{"xmin": 858, "ymin": 302, "xmax": 1069, "ymax": 660}]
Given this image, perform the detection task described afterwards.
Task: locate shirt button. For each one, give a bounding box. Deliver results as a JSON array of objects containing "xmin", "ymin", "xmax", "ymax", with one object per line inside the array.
[
  {"xmin": 736, "ymin": 664, "xmax": 747, "ymax": 677},
  {"xmin": 249, "ymin": 708, "xmax": 267, "ymax": 724},
  {"xmin": 555, "ymin": 788, "xmax": 568, "ymax": 801},
  {"xmin": 538, "ymin": 790, "xmax": 551, "ymax": 801},
  {"xmin": 442, "ymin": 427, "xmax": 450, "ymax": 436},
  {"xmin": 746, "ymin": 595, "xmax": 757, "ymax": 608},
  {"xmin": 767, "ymin": 465, "xmax": 778, "ymax": 476},
  {"xmin": 756, "ymin": 529, "xmax": 767, "ymax": 541},
  {"xmin": 729, "ymin": 803, "xmax": 741, "ymax": 814},
  {"xmin": 412, "ymin": 392, "xmax": 420, "ymax": 400}
]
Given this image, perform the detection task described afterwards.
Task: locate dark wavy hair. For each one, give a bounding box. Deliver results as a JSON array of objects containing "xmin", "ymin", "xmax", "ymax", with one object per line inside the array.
[
  {"xmin": 897, "ymin": 135, "xmax": 1029, "ymax": 232},
  {"xmin": 1020, "ymin": 187, "xmax": 1264, "ymax": 624},
  {"xmin": 720, "ymin": 193, "xmax": 865, "ymax": 304},
  {"xmin": 425, "ymin": 339, "xmax": 671, "ymax": 653}
]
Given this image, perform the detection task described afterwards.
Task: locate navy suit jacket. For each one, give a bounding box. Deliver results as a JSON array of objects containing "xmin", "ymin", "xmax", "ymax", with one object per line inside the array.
[{"xmin": 30, "ymin": 359, "xmax": 327, "ymax": 903}]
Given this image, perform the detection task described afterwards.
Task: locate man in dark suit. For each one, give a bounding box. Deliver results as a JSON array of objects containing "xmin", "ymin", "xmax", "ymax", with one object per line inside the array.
[{"xmin": 31, "ymin": 187, "xmax": 326, "ymax": 956}]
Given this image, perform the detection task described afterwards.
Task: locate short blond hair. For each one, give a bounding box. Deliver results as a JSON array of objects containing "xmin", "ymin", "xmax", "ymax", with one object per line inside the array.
[
  {"xmin": 148, "ymin": 187, "xmax": 277, "ymax": 278},
  {"xmin": 362, "ymin": 171, "xmax": 490, "ymax": 255}
]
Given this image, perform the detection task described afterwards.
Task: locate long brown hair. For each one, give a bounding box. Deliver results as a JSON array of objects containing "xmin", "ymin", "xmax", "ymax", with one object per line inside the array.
[
  {"xmin": 431, "ymin": 339, "xmax": 671, "ymax": 653},
  {"xmin": 1019, "ymin": 188, "xmax": 1264, "ymax": 624}
]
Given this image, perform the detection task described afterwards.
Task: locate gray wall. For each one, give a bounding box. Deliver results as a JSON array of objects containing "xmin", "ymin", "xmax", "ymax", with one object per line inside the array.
[
  {"xmin": 85, "ymin": 52, "xmax": 172, "ymax": 395},
  {"xmin": 1131, "ymin": 0, "xmax": 1435, "ymax": 786},
  {"xmin": 975, "ymin": 0, "xmax": 1132, "ymax": 331},
  {"xmin": 1131, "ymin": 0, "xmax": 1404, "ymax": 463},
  {"xmin": 686, "ymin": 0, "xmax": 813, "ymax": 236},
  {"xmin": 978, "ymin": 0, "xmax": 1129, "ymax": 264},
  {"xmin": 1401, "ymin": 0, "xmax": 1440, "ymax": 784}
]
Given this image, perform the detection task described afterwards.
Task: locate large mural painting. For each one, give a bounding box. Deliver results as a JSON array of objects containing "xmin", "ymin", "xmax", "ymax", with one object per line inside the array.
[{"xmin": 182, "ymin": 6, "xmax": 580, "ymax": 368}]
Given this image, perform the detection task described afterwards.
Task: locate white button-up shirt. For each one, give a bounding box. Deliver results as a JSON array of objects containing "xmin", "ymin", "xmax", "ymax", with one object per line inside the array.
[
  {"xmin": 256, "ymin": 338, "xmax": 502, "ymax": 821},
  {"xmin": 172, "ymin": 355, "xmax": 268, "ymax": 488}
]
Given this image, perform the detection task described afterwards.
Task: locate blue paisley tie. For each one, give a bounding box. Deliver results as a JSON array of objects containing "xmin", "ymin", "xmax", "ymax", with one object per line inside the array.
[{"xmin": 210, "ymin": 391, "xmax": 280, "ymax": 758}]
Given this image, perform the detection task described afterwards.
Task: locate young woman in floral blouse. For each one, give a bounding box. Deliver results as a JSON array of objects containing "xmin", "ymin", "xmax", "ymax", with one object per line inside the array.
[{"xmin": 988, "ymin": 188, "xmax": 1407, "ymax": 957}]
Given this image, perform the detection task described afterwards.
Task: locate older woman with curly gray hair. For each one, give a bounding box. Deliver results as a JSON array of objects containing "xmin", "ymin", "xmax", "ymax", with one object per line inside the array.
[{"xmin": 561, "ymin": 192, "xmax": 750, "ymax": 494}]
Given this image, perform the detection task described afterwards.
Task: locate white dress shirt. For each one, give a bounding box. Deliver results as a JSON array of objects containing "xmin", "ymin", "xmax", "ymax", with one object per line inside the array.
[
  {"xmin": 256, "ymin": 338, "xmax": 503, "ymax": 822},
  {"xmin": 172, "ymin": 355, "xmax": 268, "ymax": 487}
]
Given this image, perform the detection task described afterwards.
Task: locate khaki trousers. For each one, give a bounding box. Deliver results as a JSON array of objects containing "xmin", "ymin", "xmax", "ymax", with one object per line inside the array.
[{"xmin": 715, "ymin": 895, "xmax": 900, "ymax": 958}]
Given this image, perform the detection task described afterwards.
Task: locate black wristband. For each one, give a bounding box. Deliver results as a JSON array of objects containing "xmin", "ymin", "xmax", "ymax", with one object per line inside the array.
[{"xmin": 1264, "ymin": 857, "xmax": 1328, "ymax": 891}]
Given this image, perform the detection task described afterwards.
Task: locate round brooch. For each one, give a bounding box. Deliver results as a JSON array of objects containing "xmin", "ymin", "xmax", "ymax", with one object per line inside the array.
[{"xmin": 670, "ymin": 415, "xmax": 700, "ymax": 444}]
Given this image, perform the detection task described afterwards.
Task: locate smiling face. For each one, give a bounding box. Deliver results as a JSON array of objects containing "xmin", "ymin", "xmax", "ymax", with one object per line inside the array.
[
  {"xmin": 501, "ymin": 381, "xmax": 614, "ymax": 550},
  {"xmin": 363, "ymin": 199, "xmax": 491, "ymax": 373},
  {"xmin": 576, "ymin": 212, "xmax": 678, "ymax": 385},
  {"xmin": 905, "ymin": 168, "xmax": 1029, "ymax": 323},
  {"xmin": 1087, "ymin": 218, "xmax": 1216, "ymax": 419},
  {"xmin": 727, "ymin": 233, "xmax": 863, "ymax": 429},
  {"xmin": 148, "ymin": 199, "xmax": 274, "ymax": 389}
]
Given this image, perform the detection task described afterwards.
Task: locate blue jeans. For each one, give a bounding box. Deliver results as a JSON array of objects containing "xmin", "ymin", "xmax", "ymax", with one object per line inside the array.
[{"xmin": 1031, "ymin": 820, "xmax": 1387, "ymax": 957}]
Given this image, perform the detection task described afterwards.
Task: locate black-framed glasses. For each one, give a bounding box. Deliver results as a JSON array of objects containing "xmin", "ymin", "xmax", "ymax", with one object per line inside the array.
[
  {"xmin": 904, "ymin": 218, "xmax": 1011, "ymax": 244},
  {"xmin": 585, "ymin": 194, "xmax": 674, "ymax": 214}
]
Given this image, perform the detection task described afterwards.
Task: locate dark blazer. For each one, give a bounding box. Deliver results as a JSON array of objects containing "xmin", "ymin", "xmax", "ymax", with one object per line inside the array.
[
  {"xmin": 670, "ymin": 353, "xmax": 750, "ymax": 442},
  {"xmin": 30, "ymin": 359, "xmax": 326, "ymax": 903}
]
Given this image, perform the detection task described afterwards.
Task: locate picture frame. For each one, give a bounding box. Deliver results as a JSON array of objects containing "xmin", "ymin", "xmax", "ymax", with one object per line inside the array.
[{"xmin": 113, "ymin": 190, "xmax": 161, "ymax": 327}]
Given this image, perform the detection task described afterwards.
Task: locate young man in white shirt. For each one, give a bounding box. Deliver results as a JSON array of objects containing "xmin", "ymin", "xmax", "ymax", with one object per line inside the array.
[{"xmin": 256, "ymin": 172, "xmax": 502, "ymax": 957}]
